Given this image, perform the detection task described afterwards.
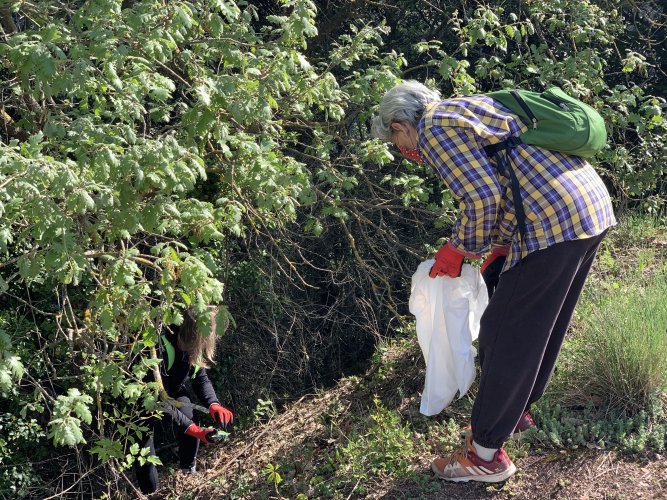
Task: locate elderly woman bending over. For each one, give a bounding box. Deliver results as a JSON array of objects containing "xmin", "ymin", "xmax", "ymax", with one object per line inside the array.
[{"xmin": 372, "ymin": 81, "xmax": 615, "ymax": 483}]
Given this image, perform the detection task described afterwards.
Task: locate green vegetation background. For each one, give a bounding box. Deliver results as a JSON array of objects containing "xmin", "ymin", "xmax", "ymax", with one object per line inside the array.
[{"xmin": 0, "ymin": 0, "xmax": 664, "ymax": 497}]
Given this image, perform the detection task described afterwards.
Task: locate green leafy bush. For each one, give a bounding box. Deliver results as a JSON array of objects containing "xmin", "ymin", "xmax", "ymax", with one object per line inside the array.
[
  {"xmin": 0, "ymin": 0, "xmax": 665, "ymax": 495},
  {"xmin": 0, "ymin": 414, "xmax": 46, "ymax": 497}
]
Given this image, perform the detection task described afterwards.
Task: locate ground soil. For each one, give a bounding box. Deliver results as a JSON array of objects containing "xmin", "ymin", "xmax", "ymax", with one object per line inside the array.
[
  {"xmin": 154, "ymin": 231, "xmax": 667, "ymax": 499},
  {"xmin": 156, "ymin": 373, "xmax": 667, "ymax": 499}
]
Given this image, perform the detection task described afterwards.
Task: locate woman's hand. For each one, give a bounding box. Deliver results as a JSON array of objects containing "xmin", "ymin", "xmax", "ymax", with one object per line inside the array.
[
  {"xmin": 184, "ymin": 423, "xmax": 218, "ymax": 444},
  {"xmin": 209, "ymin": 403, "xmax": 234, "ymax": 428},
  {"xmin": 481, "ymin": 246, "xmax": 509, "ymax": 297},
  {"xmin": 430, "ymin": 242, "xmax": 480, "ymax": 278}
]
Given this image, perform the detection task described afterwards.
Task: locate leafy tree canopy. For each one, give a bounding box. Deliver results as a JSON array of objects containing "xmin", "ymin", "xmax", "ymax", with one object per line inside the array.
[{"xmin": 0, "ymin": 0, "xmax": 664, "ymax": 495}]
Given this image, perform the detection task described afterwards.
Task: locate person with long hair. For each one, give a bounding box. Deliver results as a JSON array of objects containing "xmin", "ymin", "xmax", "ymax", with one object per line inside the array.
[{"xmin": 134, "ymin": 307, "xmax": 233, "ymax": 494}]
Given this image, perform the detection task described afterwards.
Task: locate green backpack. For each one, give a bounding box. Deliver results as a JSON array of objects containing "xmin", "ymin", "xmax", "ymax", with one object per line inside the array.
[
  {"xmin": 482, "ymin": 87, "xmax": 607, "ymax": 247},
  {"xmin": 486, "ymin": 87, "xmax": 607, "ymax": 158}
]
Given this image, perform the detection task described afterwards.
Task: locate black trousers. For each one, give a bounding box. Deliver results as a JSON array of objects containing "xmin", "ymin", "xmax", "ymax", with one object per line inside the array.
[
  {"xmin": 471, "ymin": 231, "xmax": 607, "ymax": 449},
  {"xmin": 134, "ymin": 393, "xmax": 200, "ymax": 494}
]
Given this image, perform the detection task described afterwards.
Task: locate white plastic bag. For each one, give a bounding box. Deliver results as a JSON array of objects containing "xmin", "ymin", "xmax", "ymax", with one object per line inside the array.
[{"xmin": 409, "ymin": 261, "xmax": 489, "ymax": 416}]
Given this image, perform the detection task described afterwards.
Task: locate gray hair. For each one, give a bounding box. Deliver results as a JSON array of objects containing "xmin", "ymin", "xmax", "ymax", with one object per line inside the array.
[{"xmin": 371, "ymin": 80, "xmax": 441, "ymax": 141}]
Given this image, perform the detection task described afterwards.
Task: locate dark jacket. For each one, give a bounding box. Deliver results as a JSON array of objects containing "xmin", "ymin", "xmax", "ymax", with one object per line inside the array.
[{"xmin": 160, "ymin": 330, "xmax": 219, "ymax": 430}]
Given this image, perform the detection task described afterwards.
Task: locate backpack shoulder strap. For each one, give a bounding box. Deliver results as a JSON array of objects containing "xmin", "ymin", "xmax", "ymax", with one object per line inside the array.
[{"xmin": 483, "ymin": 137, "xmax": 528, "ymax": 249}]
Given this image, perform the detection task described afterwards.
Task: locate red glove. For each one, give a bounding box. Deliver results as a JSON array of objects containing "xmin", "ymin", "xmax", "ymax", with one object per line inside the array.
[
  {"xmin": 184, "ymin": 423, "xmax": 217, "ymax": 444},
  {"xmin": 429, "ymin": 242, "xmax": 479, "ymax": 278},
  {"xmin": 209, "ymin": 403, "xmax": 234, "ymax": 427},
  {"xmin": 480, "ymin": 246, "xmax": 510, "ymax": 274}
]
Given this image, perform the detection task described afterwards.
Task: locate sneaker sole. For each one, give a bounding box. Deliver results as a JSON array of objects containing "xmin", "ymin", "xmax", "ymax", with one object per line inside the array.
[{"xmin": 431, "ymin": 462, "xmax": 517, "ymax": 483}]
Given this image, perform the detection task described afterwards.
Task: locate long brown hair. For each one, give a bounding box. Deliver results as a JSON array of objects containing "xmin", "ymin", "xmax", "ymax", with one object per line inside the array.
[{"xmin": 176, "ymin": 307, "xmax": 218, "ymax": 368}]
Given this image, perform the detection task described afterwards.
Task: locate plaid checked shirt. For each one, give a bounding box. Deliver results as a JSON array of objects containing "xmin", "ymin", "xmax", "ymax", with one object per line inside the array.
[{"xmin": 417, "ymin": 96, "xmax": 616, "ymax": 270}]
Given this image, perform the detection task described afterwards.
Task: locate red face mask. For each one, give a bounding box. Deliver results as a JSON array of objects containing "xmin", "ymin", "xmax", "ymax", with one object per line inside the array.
[{"xmin": 399, "ymin": 145, "xmax": 425, "ymax": 164}]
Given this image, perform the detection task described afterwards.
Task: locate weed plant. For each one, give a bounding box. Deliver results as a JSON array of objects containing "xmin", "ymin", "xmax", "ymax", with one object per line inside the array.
[
  {"xmin": 532, "ymin": 398, "xmax": 667, "ymax": 452},
  {"xmin": 339, "ymin": 398, "xmax": 418, "ymax": 482}
]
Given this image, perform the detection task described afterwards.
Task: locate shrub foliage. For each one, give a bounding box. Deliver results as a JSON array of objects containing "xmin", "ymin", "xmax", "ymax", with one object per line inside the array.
[{"xmin": 0, "ymin": 0, "xmax": 664, "ymax": 495}]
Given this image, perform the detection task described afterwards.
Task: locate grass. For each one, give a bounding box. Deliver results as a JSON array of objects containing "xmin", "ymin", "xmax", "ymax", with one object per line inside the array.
[
  {"xmin": 606, "ymin": 213, "xmax": 667, "ymax": 249},
  {"xmin": 552, "ymin": 214, "xmax": 667, "ymax": 414},
  {"xmin": 556, "ymin": 275, "xmax": 667, "ymax": 413},
  {"xmin": 536, "ymin": 213, "xmax": 667, "ymax": 451}
]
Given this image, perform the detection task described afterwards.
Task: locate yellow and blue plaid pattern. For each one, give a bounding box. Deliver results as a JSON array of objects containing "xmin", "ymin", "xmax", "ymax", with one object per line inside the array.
[{"xmin": 418, "ymin": 96, "xmax": 616, "ymax": 269}]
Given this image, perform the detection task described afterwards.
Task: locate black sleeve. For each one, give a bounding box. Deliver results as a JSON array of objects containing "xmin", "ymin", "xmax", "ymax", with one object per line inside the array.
[
  {"xmin": 192, "ymin": 367, "xmax": 219, "ymax": 408},
  {"xmin": 156, "ymin": 333, "xmax": 195, "ymax": 431},
  {"xmin": 161, "ymin": 402, "xmax": 193, "ymax": 432}
]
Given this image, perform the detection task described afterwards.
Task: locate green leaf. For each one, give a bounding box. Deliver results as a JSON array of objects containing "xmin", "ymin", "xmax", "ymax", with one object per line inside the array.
[
  {"xmin": 90, "ymin": 438, "xmax": 124, "ymax": 461},
  {"xmin": 0, "ymin": 330, "xmax": 11, "ymax": 352},
  {"xmin": 5, "ymin": 355, "xmax": 24, "ymax": 380},
  {"xmin": 0, "ymin": 367, "xmax": 12, "ymax": 392},
  {"xmin": 196, "ymin": 86, "xmax": 211, "ymax": 106},
  {"xmin": 73, "ymin": 399, "xmax": 93, "ymax": 425},
  {"xmin": 49, "ymin": 416, "xmax": 85, "ymax": 446},
  {"xmin": 103, "ymin": 62, "xmax": 123, "ymax": 90}
]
